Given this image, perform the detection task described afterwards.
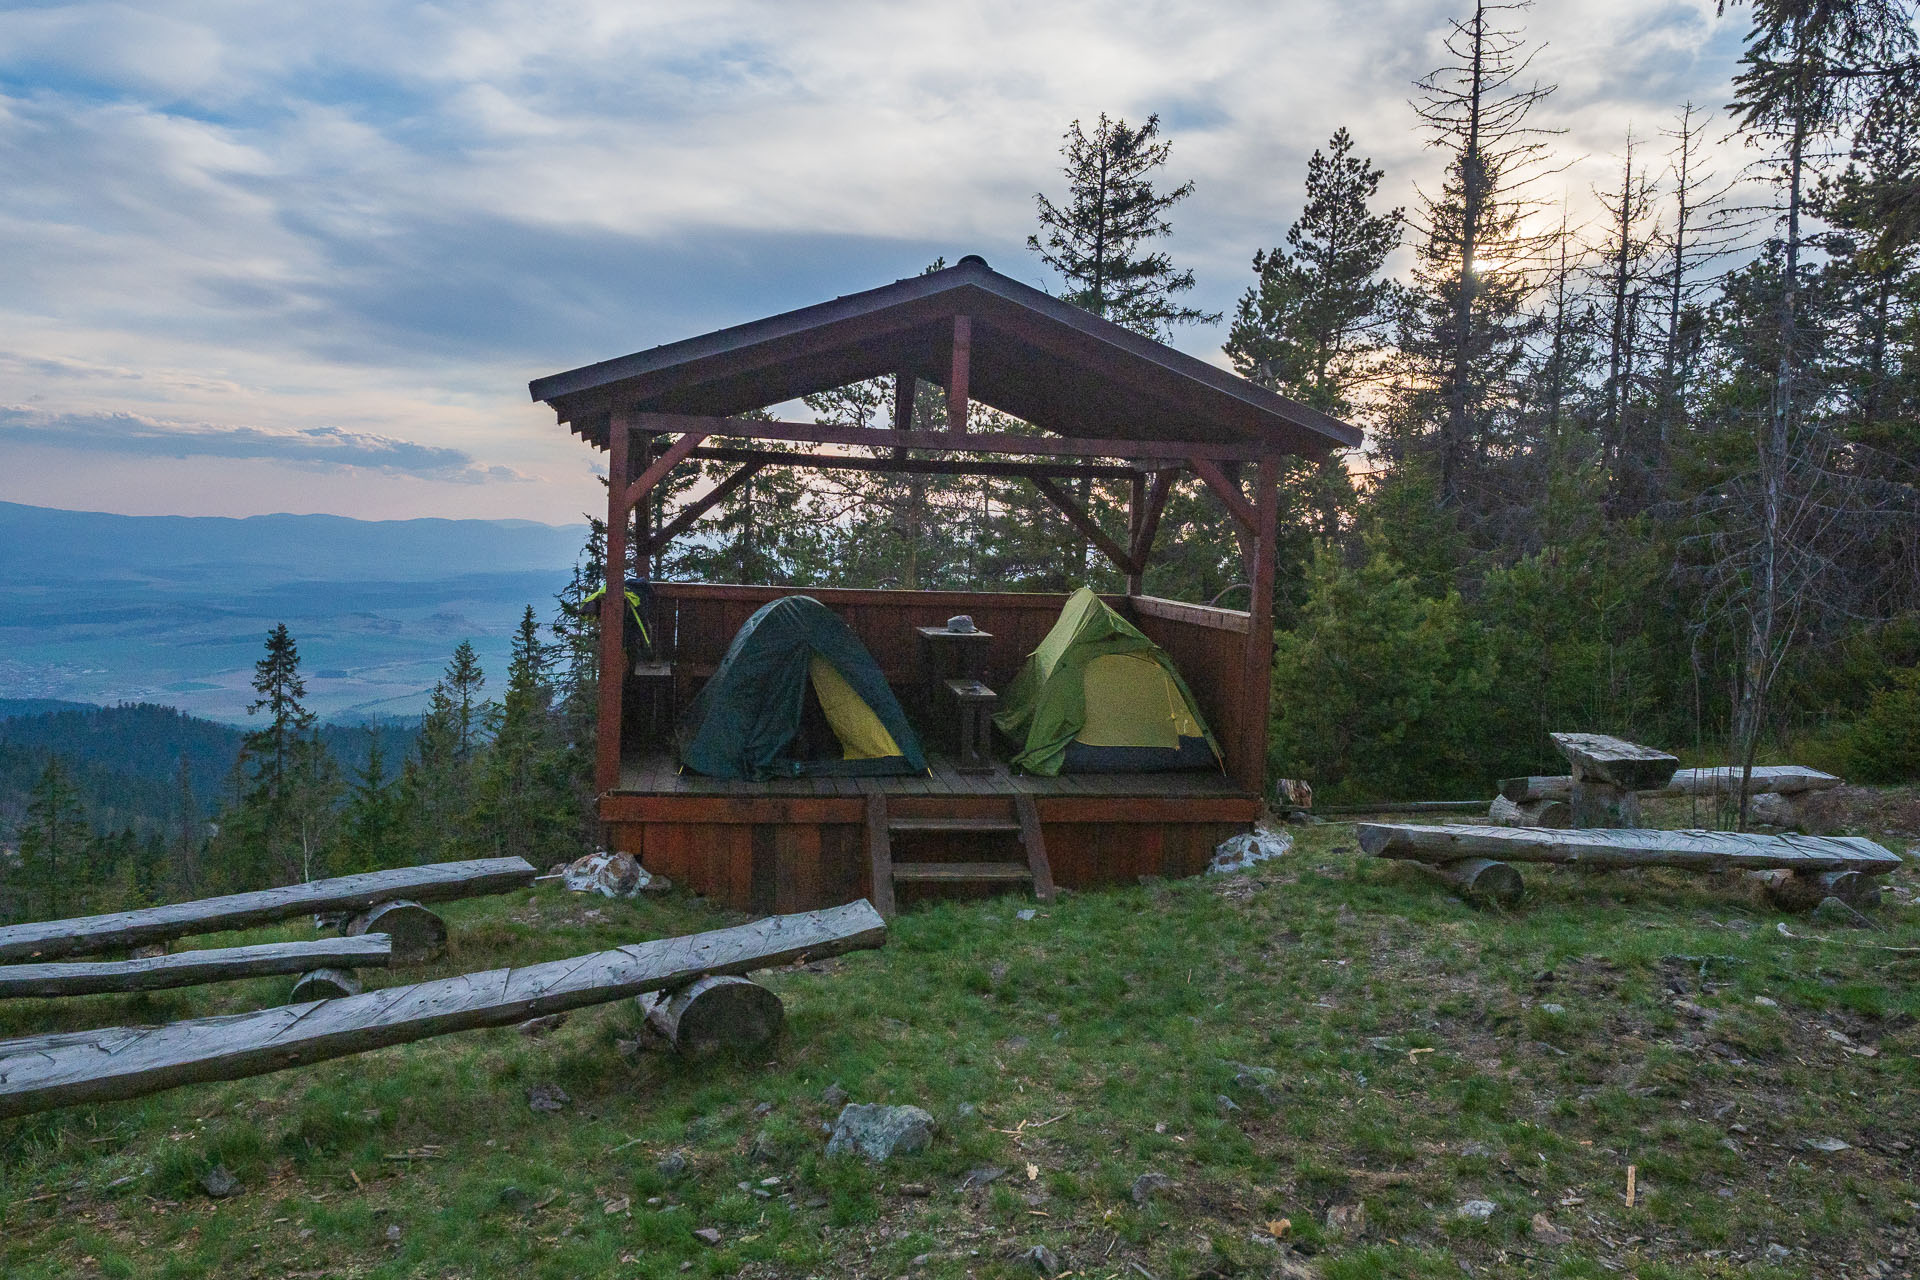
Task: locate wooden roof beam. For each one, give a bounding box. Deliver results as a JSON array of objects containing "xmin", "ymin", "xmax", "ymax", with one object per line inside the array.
[
  {"xmin": 686, "ymin": 445, "xmax": 1147, "ymax": 482},
  {"xmin": 625, "ymin": 412, "xmax": 1279, "ymax": 463}
]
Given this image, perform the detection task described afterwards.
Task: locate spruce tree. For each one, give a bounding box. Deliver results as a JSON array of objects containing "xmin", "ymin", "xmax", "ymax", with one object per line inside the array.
[
  {"xmin": 338, "ymin": 729, "xmax": 401, "ymax": 874},
  {"xmin": 16, "ymin": 756, "xmax": 90, "ymax": 921},
  {"xmin": 474, "ymin": 607, "xmax": 571, "ymax": 862},
  {"xmin": 214, "ymin": 624, "xmax": 340, "ymax": 886},
  {"xmin": 444, "ymin": 640, "xmax": 488, "ymax": 762},
  {"xmin": 1028, "ymin": 113, "xmax": 1220, "ymax": 337}
]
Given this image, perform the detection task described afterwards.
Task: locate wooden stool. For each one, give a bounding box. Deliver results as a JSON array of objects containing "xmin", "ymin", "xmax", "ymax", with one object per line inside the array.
[{"xmin": 943, "ymin": 678, "xmax": 998, "ymax": 773}]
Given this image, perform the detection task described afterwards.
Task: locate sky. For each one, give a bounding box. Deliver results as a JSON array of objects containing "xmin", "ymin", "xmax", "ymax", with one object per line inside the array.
[{"xmin": 0, "ymin": 0, "xmax": 1754, "ymax": 525}]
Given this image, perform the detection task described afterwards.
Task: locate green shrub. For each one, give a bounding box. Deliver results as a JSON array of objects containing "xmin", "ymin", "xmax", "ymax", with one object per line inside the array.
[{"xmin": 1838, "ymin": 666, "xmax": 1920, "ymax": 782}]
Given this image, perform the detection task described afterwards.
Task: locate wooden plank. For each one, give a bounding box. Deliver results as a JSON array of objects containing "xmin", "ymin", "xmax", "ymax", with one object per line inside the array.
[
  {"xmin": 889, "ymin": 862, "xmax": 1032, "ymax": 882},
  {"xmin": 1189, "ymin": 456, "xmax": 1258, "ymax": 534},
  {"xmin": 631, "ymin": 412, "xmax": 1281, "ymax": 462},
  {"xmin": 1357, "ymin": 824, "xmax": 1901, "ymax": 873},
  {"xmin": 0, "ymin": 902, "xmax": 887, "ymax": 1120},
  {"xmin": 1014, "ymin": 794, "xmax": 1055, "ymax": 903},
  {"xmin": 0, "ymin": 859, "xmax": 537, "ymax": 963},
  {"xmin": 1549, "ymin": 733, "xmax": 1681, "ymax": 791},
  {"xmin": 866, "ymin": 793, "xmax": 895, "ymax": 917},
  {"xmin": 1121, "ymin": 594, "xmax": 1244, "ymax": 637},
  {"xmin": 1659, "ymin": 766, "xmax": 1844, "ymax": 797},
  {"xmin": 0, "ymin": 936, "xmax": 394, "ymax": 1000}
]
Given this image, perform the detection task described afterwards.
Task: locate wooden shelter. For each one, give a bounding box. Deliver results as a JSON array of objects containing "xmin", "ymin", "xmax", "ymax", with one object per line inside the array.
[{"xmin": 530, "ymin": 254, "xmax": 1359, "ymax": 913}]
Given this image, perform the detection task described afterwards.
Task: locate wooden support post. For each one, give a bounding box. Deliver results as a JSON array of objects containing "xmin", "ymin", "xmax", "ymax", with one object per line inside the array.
[
  {"xmin": 947, "ymin": 315, "xmax": 970, "ymax": 437},
  {"xmin": 641, "ymin": 462, "xmax": 766, "ymax": 553},
  {"xmin": 1129, "ymin": 470, "xmax": 1173, "ymax": 592},
  {"xmin": 640, "ymin": 975, "xmax": 785, "ymax": 1059},
  {"xmin": 623, "ymin": 431, "xmax": 708, "ymax": 512},
  {"xmin": 1127, "ymin": 471, "xmax": 1147, "ymax": 595},
  {"xmin": 866, "ymin": 792, "xmax": 895, "ymax": 918},
  {"xmin": 597, "ymin": 416, "xmax": 632, "ymax": 797},
  {"xmin": 1421, "ymin": 858, "xmax": 1524, "ymax": 907},
  {"xmin": 1235, "ymin": 459, "xmax": 1279, "ymax": 796},
  {"xmin": 893, "ymin": 372, "xmax": 915, "ymax": 433},
  {"xmin": 1032, "ymin": 476, "xmax": 1138, "ymax": 577}
]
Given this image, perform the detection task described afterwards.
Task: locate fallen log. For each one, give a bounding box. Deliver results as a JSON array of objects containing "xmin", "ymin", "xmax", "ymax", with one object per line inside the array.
[
  {"xmin": 1660, "ymin": 766, "xmax": 1842, "ymax": 797},
  {"xmin": 0, "ymin": 936, "xmax": 393, "ymax": 1000},
  {"xmin": 0, "ymin": 858, "xmax": 535, "ymax": 962},
  {"xmin": 0, "ymin": 900, "xmax": 886, "ymax": 1119},
  {"xmin": 1358, "ymin": 824, "xmax": 1900, "ymax": 873},
  {"xmin": 640, "ymin": 975, "xmax": 785, "ymax": 1058}
]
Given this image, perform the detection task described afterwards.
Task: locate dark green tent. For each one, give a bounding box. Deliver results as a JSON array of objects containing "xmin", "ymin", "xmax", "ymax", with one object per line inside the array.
[{"xmin": 675, "ymin": 595, "xmax": 928, "ymax": 780}]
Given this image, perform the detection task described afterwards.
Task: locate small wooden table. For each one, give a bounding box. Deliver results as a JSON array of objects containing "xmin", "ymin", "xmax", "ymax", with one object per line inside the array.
[
  {"xmin": 631, "ymin": 660, "xmax": 676, "ymax": 744},
  {"xmin": 915, "ymin": 625, "xmax": 992, "ymax": 682},
  {"xmin": 943, "ymin": 678, "xmax": 999, "ymax": 773},
  {"xmin": 1549, "ymin": 732, "xmax": 1679, "ymax": 828}
]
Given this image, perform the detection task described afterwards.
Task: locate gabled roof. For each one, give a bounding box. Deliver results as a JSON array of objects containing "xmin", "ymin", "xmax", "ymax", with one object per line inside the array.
[{"xmin": 529, "ymin": 255, "xmax": 1361, "ymax": 457}]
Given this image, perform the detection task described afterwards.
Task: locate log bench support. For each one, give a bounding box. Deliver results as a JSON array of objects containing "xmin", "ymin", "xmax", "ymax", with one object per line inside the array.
[
  {"xmin": 1420, "ymin": 857, "xmax": 1525, "ymax": 907},
  {"xmin": 1549, "ymin": 733, "xmax": 1681, "ymax": 830}
]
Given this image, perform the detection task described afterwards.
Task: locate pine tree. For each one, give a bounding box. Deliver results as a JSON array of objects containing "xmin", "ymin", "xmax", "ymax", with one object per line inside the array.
[
  {"xmin": 1227, "ymin": 128, "xmax": 1404, "ymax": 417},
  {"xmin": 1028, "ymin": 113, "xmax": 1220, "ymax": 337},
  {"xmin": 16, "ymin": 756, "xmax": 91, "ymax": 921},
  {"xmin": 400, "ymin": 676, "xmax": 466, "ymax": 862}
]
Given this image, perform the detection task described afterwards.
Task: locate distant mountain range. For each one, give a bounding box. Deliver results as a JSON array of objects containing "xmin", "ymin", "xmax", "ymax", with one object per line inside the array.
[{"xmin": 0, "ymin": 501, "xmax": 589, "ymax": 722}]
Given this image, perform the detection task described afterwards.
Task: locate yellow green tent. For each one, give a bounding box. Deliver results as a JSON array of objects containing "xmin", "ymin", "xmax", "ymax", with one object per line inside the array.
[{"xmin": 994, "ymin": 588, "xmax": 1221, "ymax": 776}]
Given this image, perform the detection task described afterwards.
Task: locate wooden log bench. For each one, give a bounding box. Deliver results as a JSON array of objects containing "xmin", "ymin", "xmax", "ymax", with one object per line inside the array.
[
  {"xmin": 0, "ymin": 936, "xmax": 393, "ymax": 1000},
  {"xmin": 0, "ymin": 900, "xmax": 887, "ymax": 1120},
  {"xmin": 0, "ymin": 858, "xmax": 537, "ymax": 965},
  {"xmin": 1360, "ymin": 822, "xmax": 1900, "ymax": 907}
]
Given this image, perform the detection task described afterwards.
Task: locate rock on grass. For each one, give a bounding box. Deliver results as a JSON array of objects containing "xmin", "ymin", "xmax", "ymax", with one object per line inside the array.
[{"xmin": 825, "ymin": 1104, "xmax": 936, "ymax": 1162}]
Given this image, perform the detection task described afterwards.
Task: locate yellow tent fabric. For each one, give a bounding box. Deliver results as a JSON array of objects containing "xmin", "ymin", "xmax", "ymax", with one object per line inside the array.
[
  {"xmin": 809, "ymin": 656, "xmax": 903, "ymax": 761},
  {"xmin": 1077, "ymin": 653, "xmax": 1200, "ymax": 748}
]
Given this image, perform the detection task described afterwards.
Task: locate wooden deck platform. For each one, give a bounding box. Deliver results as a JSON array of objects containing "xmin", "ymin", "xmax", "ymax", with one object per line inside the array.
[{"xmin": 605, "ymin": 750, "xmax": 1257, "ymax": 913}]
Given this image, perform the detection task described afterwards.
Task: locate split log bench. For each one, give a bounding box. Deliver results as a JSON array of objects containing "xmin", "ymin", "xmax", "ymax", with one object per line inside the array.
[
  {"xmin": 1360, "ymin": 823, "xmax": 1900, "ymax": 907},
  {"xmin": 0, "ymin": 858, "xmax": 536, "ymax": 964},
  {"xmin": 0, "ymin": 936, "xmax": 393, "ymax": 1000},
  {"xmin": 1494, "ymin": 764, "xmax": 1844, "ymax": 831},
  {"xmin": 0, "ymin": 857, "xmax": 536, "ymax": 1004},
  {"xmin": 0, "ymin": 900, "xmax": 887, "ymax": 1120}
]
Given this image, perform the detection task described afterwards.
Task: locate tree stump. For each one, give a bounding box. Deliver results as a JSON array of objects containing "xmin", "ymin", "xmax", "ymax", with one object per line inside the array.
[
  {"xmin": 345, "ymin": 901, "xmax": 447, "ymax": 964},
  {"xmin": 1423, "ymin": 858, "xmax": 1524, "ymax": 907},
  {"xmin": 1760, "ymin": 868, "xmax": 1880, "ymax": 913},
  {"xmin": 639, "ymin": 976, "xmax": 784, "ymax": 1059},
  {"xmin": 291, "ymin": 967, "xmax": 362, "ymax": 1001}
]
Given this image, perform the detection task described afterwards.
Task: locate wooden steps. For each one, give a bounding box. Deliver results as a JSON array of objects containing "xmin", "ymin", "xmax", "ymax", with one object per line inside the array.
[
  {"xmin": 865, "ymin": 792, "xmax": 1054, "ymax": 916},
  {"xmin": 892, "ymin": 862, "xmax": 1035, "ymax": 883}
]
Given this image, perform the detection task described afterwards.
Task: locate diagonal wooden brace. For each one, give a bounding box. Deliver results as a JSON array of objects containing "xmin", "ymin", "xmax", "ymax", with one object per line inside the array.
[{"xmin": 1032, "ymin": 476, "xmax": 1140, "ymax": 577}]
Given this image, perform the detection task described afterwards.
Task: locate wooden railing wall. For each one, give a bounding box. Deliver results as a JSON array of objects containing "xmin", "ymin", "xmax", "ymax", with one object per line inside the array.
[{"xmin": 649, "ymin": 583, "xmax": 1267, "ymax": 795}]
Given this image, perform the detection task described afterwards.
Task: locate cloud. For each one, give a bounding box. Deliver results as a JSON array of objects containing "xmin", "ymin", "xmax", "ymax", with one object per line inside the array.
[
  {"xmin": 0, "ymin": 0, "xmax": 1758, "ymax": 522},
  {"xmin": 0, "ymin": 405, "xmax": 526, "ymax": 482}
]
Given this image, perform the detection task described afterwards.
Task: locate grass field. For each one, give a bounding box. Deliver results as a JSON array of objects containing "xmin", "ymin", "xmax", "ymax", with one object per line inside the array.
[{"xmin": 2, "ymin": 795, "xmax": 1917, "ymax": 1279}]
